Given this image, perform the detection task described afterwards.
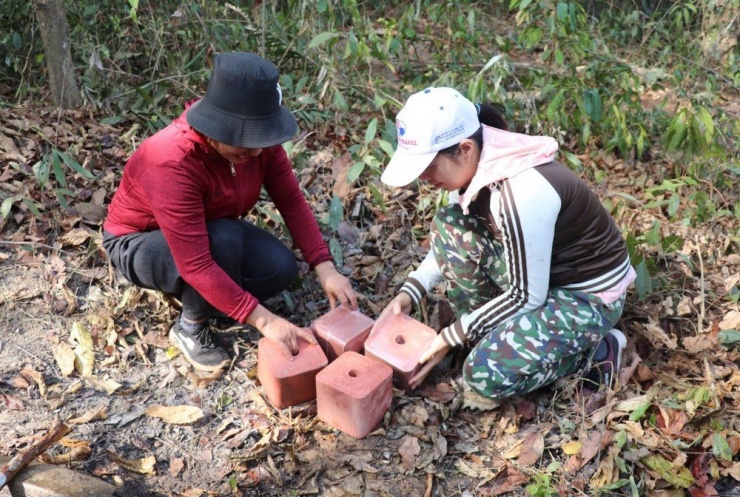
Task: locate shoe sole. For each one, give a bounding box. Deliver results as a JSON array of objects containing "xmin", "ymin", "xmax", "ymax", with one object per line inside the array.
[{"xmin": 169, "ymin": 328, "xmax": 231, "ymax": 373}]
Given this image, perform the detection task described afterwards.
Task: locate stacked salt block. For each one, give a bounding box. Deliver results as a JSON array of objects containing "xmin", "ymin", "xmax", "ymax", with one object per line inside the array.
[
  {"xmin": 364, "ymin": 312, "xmax": 437, "ymax": 390},
  {"xmin": 257, "ymin": 336, "xmax": 328, "ymax": 408},
  {"xmin": 311, "ymin": 307, "xmax": 375, "ymax": 362},
  {"xmin": 316, "ymin": 351, "xmax": 393, "ymax": 439}
]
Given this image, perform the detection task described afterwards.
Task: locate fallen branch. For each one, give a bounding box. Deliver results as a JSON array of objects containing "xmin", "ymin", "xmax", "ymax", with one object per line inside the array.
[{"xmin": 0, "ymin": 417, "xmax": 71, "ymax": 490}]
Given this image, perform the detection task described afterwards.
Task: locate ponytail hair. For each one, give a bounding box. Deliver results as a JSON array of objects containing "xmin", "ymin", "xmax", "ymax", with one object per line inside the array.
[
  {"xmin": 438, "ymin": 103, "xmax": 508, "ymax": 157},
  {"xmin": 477, "ymin": 103, "xmax": 508, "ymax": 131}
]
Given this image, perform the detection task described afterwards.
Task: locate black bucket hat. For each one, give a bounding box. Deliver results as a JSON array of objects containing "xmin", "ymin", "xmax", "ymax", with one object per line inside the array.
[{"xmin": 186, "ymin": 52, "xmax": 298, "ymax": 148}]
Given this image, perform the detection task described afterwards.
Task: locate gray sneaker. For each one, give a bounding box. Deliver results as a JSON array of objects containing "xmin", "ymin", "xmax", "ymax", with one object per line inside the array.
[{"xmin": 169, "ymin": 321, "xmax": 231, "ymax": 372}]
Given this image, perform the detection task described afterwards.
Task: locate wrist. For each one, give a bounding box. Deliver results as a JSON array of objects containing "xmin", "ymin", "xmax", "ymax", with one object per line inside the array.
[
  {"xmin": 246, "ymin": 305, "xmax": 273, "ymax": 330},
  {"xmin": 314, "ymin": 260, "xmax": 335, "ymax": 279}
]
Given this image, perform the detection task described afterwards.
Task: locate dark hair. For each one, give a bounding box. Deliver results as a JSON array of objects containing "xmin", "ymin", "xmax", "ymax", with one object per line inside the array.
[{"xmin": 438, "ymin": 103, "xmax": 508, "ymax": 158}]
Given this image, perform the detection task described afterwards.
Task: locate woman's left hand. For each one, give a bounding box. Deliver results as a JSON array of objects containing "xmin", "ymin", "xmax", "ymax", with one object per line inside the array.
[
  {"xmin": 408, "ymin": 333, "xmax": 451, "ymax": 390},
  {"xmin": 315, "ymin": 261, "xmax": 358, "ymax": 310}
]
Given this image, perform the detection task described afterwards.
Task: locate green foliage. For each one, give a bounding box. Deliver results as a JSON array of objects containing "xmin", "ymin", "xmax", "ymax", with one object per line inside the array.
[{"xmin": 526, "ymin": 473, "xmax": 559, "ymax": 497}]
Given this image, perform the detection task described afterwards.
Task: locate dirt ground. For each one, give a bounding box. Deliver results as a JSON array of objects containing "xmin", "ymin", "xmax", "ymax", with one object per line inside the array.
[{"xmin": 1, "ymin": 102, "xmax": 739, "ymax": 496}]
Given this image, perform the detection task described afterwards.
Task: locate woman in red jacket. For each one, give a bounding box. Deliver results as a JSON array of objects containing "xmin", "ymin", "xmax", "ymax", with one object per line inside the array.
[{"xmin": 103, "ymin": 53, "xmax": 356, "ymax": 371}]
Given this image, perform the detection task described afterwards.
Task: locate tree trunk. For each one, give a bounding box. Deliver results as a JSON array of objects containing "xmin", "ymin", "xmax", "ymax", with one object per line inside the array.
[{"xmin": 32, "ymin": 0, "xmax": 82, "ymax": 109}]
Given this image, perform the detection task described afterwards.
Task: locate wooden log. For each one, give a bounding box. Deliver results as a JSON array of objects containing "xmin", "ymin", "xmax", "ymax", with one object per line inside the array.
[{"xmin": 0, "ymin": 417, "xmax": 71, "ymax": 490}]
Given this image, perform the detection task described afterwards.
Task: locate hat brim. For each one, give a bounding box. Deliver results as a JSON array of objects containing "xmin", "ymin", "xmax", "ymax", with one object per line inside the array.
[
  {"xmin": 186, "ymin": 99, "xmax": 298, "ymax": 148},
  {"xmin": 380, "ymin": 149, "xmax": 437, "ymax": 187}
]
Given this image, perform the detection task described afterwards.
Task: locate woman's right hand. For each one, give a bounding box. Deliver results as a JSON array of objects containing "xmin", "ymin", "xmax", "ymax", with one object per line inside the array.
[
  {"xmin": 247, "ymin": 305, "xmax": 317, "ymax": 359},
  {"xmin": 379, "ymin": 292, "xmax": 413, "ymax": 319}
]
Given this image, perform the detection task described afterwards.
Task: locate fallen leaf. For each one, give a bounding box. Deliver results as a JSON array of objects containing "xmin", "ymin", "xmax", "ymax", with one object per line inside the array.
[
  {"xmin": 52, "ymin": 342, "xmax": 76, "ymax": 376},
  {"xmin": 145, "ymin": 405, "xmax": 204, "ymax": 425},
  {"xmin": 719, "ymin": 310, "xmax": 740, "ymax": 331},
  {"xmin": 562, "ymin": 440, "xmax": 582, "ymax": 455},
  {"xmin": 589, "ymin": 445, "xmax": 619, "ymax": 488},
  {"xmin": 9, "ymin": 376, "xmax": 30, "ymax": 389},
  {"xmin": 400, "ymin": 404, "xmax": 429, "ymax": 427},
  {"xmin": 399, "ymin": 435, "xmax": 421, "ymax": 471},
  {"xmin": 0, "ymin": 393, "xmax": 24, "ymax": 410},
  {"xmin": 70, "ymin": 321, "xmax": 95, "ymax": 376},
  {"xmin": 68, "ymin": 405, "xmax": 108, "ymax": 424},
  {"xmin": 642, "ymin": 454, "xmax": 694, "ymax": 488},
  {"xmin": 420, "ymin": 382, "xmax": 457, "ymax": 402},
  {"xmin": 636, "ymin": 321, "xmax": 678, "ymax": 349},
  {"xmin": 58, "ymin": 227, "xmax": 93, "ymax": 246},
  {"xmin": 188, "ymin": 369, "xmax": 223, "ymax": 389},
  {"xmin": 169, "ymin": 457, "xmax": 185, "ymax": 477},
  {"xmin": 85, "ymin": 375, "xmax": 122, "ymax": 395},
  {"xmin": 109, "ymin": 452, "xmax": 157, "ymax": 475},
  {"xmin": 39, "ymin": 445, "xmax": 92, "ymax": 464},
  {"xmin": 517, "ymin": 432, "xmax": 544, "ymax": 466}
]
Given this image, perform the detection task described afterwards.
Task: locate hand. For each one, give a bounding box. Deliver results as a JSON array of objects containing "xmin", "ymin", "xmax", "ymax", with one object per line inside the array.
[
  {"xmin": 247, "ymin": 305, "xmax": 317, "ymax": 360},
  {"xmin": 315, "ymin": 261, "xmax": 357, "ymax": 310},
  {"xmin": 379, "ymin": 293, "xmax": 413, "ymax": 319},
  {"xmin": 408, "ymin": 334, "xmax": 451, "ymax": 390}
]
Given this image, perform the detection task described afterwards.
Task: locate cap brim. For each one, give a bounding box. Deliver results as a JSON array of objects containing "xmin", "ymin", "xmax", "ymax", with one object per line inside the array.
[
  {"xmin": 186, "ymin": 100, "xmax": 298, "ymax": 148},
  {"xmin": 380, "ymin": 149, "xmax": 437, "ymax": 187}
]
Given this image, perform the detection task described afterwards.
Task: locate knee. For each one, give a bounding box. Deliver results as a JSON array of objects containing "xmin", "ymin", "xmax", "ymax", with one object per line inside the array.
[
  {"xmin": 463, "ymin": 351, "xmax": 510, "ymax": 399},
  {"xmin": 272, "ymin": 245, "xmax": 298, "ymax": 285},
  {"xmin": 207, "ymin": 219, "xmax": 244, "ymax": 262}
]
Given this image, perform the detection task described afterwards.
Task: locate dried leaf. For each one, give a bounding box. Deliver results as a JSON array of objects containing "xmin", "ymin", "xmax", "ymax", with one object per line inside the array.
[
  {"xmin": 68, "ymin": 405, "xmax": 108, "ymax": 424},
  {"xmin": 169, "ymin": 457, "xmax": 185, "ymax": 477},
  {"xmin": 719, "ymin": 310, "xmax": 740, "ymax": 331},
  {"xmin": 420, "ymin": 382, "xmax": 457, "ymax": 402},
  {"xmin": 517, "ymin": 432, "xmax": 544, "ymax": 466},
  {"xmin": 400, "ymin": 404, "xmax": 429, "ymax": 427},
  {"xmin": 0, "ymin": 392, "xmax": 24, "ymax": 410},
  {"xmin": 85, "ymin": 375, "xmax": 122, "ymax": 395},
  {"xmin": 145, "ymin": 405, "xmax": 204, "ymax": 425},
  {"xmin": 636, "ymin": 321, "xmax": 678, "ymax": 349},
  {"xmin": 188, "ymin": 369, "xmax": 223, "ymax": 389},
  {"xmin": 58, "ymin": 227, "xmax": 93, "ymax": 246},
  {"xmin": 642, "ymin": 454, "xmax": 693, "ymax": 488},
  {"xmin": 589, "ymin": 446, "xmax": 619, "ymax": 488},
  {"xmin": 39, "ymin": 445, "xmax": 92, "ymax": 464},
  {"xmin": 53, "ymin": 342, "xmax": 76, "ymax": 376},
  {"xmin": 562, "ymin": 440, "xmax": 582, "ymax": 455},
  {"xmin": 399, "ymin": 435, "xmax": 421, "ymax": 471},
  {"xmin": 109, "ymin": 452, "xmax": 157, "ymax": 475},
  {"xmin": 21, "ymin": 365, "xmax": 46, "ymax": 397},
  {"xmin": 70, "ymin": 321, "xmax": 95, "ymax": 376}
]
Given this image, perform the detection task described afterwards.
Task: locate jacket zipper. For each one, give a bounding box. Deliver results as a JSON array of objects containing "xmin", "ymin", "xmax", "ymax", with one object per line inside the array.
[{"xmin": 229, "ymin": 162, "xmax": 236, "ymax": 176}]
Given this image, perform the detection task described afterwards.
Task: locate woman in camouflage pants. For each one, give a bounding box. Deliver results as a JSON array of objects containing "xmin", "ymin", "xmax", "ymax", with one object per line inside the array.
[{"xmin": 380, "ymin": 87, "xmax": 634, "ymax": 398}]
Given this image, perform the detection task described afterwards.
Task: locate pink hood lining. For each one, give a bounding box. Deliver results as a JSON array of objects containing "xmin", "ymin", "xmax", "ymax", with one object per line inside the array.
[{"xmin": 459, "ymin": 125, "xmax": 559, "ymax": 213}]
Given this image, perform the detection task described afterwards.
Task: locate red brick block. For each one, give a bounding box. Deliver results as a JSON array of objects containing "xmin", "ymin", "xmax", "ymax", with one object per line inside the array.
[
  {"xmin": 257, "ymin": 336, "xmax": 328, "ymax": 408},
  {"xmin": 312, "ymin": 307, "xmax": 375, "ymax": 362},
  {"xmin": 316, "ymin": 351, "xmax": 393, "ymax": 438},
  {"xmin": 363, "ymin": 312, "xmax": 437, "ymax": 390}
]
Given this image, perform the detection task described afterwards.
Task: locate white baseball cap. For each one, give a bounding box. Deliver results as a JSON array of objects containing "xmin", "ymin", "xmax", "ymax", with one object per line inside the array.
[{"xmin": 381, "ymin": 87, "xmax": 480, "ymax": 187}]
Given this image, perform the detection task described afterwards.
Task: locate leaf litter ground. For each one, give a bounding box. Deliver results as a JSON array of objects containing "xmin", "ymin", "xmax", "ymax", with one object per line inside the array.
[{"xmin": 0, "ymin": 104, "xmax": 739, "ymax": 497}]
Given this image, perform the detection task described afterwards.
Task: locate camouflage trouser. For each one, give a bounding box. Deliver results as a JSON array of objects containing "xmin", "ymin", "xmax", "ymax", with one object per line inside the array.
[{"xmin": 430, "ymin": 205, "xmax": 625, "ymax": 399}]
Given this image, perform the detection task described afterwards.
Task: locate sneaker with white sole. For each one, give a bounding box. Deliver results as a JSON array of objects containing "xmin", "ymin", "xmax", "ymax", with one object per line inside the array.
[
  {"xmin": 169, "ymin": 321, "xmax": 231, "ymax": 372},
  {"xmin": 582, "ymin": 328, "xmax": 627, "ymax": 393}
]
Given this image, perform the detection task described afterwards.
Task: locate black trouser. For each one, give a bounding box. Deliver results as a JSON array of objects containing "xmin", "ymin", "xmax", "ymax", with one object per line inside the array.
[{"xmin": 103, "ymin": 219, "xmax": 298, "ymax": 322}]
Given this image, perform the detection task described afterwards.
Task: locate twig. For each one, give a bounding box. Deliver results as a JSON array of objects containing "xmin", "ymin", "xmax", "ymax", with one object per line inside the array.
[
  {"xmin": 423, "ymin": 472, "xmax": 433, "ymax": 497},
  {"xmin": 695, "ymin": 237, "xmax": 706, "ymax": 335},
  {"xmin": 0, "ymin": 417, "xmax": 71, "ymax": 490}
]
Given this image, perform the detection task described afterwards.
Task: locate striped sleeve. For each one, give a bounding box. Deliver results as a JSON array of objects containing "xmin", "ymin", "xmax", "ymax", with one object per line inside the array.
[
  {"xmin": 440, "ymin": 171, "xmax": 560, "ymax": 347},
  {"xmin": 399, "ymin": 250, "xmax": 444, "ymax": 308}
]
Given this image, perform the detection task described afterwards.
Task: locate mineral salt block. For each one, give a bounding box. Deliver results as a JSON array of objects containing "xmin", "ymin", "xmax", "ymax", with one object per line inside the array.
[
  {"xmin": 363, "ymin": 312, "xmax": 437, "ymax": 390},
  {"xmin": 316, "ymin": 351, "xmax": 393, "ymax": 438},
  {"xmin": 257, "ymin": 336, "xmax": 328, "ymax": 408},
  {"xmin": 312, "ymin": 307, "xmax": 375, "ymax": 361}
]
